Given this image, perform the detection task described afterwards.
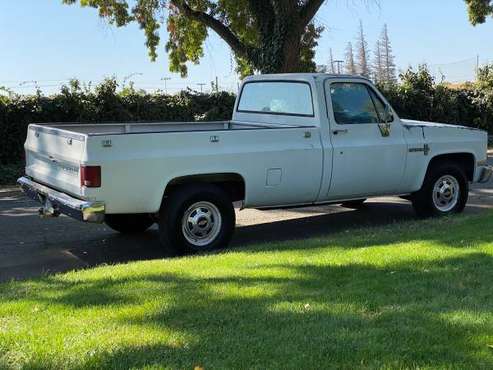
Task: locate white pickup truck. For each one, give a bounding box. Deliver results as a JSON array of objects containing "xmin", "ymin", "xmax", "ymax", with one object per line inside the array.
[{"xmin": 18, "ymin": 73, "xmax": 492, "ymax": 252}]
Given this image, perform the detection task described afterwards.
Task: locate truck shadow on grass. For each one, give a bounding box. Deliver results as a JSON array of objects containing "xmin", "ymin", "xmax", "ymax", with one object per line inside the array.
[
  {"xmin": 69, "ymin": 201, "xmax": 419, "ymax": 266},
  {"xmin": 2, "ymin": 249, "xmax": 493, "ymax": 369},
  {"xmin": 68, "ymin": 200, "xmax": 489, "ymax": 267}
]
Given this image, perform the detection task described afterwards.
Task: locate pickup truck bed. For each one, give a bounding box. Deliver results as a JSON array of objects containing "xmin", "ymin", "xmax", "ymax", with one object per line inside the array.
[
  {"xmin": 23, "ymin": 119, "xmax": 322, "ymax": 214},
  {"xmin": 45, "ymin": 120, "xmax": 304, "ymax": 136}
]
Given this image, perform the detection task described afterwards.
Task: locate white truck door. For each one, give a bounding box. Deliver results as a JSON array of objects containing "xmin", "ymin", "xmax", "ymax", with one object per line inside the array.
[{"xmin": 324, "ymin": 80, "xmax": 407, "ymax": 199}]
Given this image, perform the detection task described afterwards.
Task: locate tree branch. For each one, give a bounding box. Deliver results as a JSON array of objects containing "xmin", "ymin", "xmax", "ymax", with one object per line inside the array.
[
  {"xmin": 299, "ymin": 0, "xmax": 325, "ymax": 27},
  {"xmin": 170, "ymin": 0, "xmax": 250, "ymax": 58}
]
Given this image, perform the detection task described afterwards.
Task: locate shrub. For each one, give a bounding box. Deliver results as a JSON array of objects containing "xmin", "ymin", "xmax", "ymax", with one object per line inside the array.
[
  {"xmin": 378, "ymin": 65, "xmax": 493, "ymax": 131},
  {"xmin": 0, "ymin": 162, "xmax": 23, "ymax": 186},
  {"xmin": 1, "ymin": 69, "xmax": 493, "ymax": 186},
  {"xmin": 0, "ymin": 79, "xmax": 236, "ymax": 167}
]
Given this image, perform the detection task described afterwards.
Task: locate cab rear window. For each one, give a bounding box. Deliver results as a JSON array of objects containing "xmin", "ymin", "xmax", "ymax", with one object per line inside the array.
[{"xmin": 237, "ymin": 81, "xmax": 314, "ymax": 117}]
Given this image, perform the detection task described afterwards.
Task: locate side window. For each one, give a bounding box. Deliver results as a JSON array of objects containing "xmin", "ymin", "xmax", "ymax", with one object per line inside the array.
[
  {"xmin": 238, "ymin": 81, "xmax": 314, "ymax": 116},
  {"xmin": 330, "ymin": 83, "xmax": 380, "ymax": 124}
]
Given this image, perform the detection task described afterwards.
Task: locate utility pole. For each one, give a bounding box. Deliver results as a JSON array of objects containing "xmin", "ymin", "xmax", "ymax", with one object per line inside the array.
[
  {"xmin": 211, "ymin": 77, "xmax": 219, "ymax": 93},
  {"xmin": 197, "ymin": 83, "xmax": 206, "ymax": 93},
  {"xmin": 333, "ymin": 60, "xmax": 344, "ymax": 74},
  {"xmin": 161, "ymin": 77, "xmax": 171, "ymax": 94},
  {"xmin": 476, "ymin": 54, "xmax": 480, "ymax": 79}
]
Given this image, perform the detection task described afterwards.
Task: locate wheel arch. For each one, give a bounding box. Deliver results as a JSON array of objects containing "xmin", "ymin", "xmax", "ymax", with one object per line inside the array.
[
  {"xmin": 412, "ymin": 152, "xmax": 472, "ymax": 217},
  {"xmin": 162, "ymin": 173, "xmax": 246, "ymax": 204},
  {"xmin": 414, "ymin": 152, "xmax": 476, "ymax": 192},
  {"xmin": 425, "ymin": 152, "xmax": 476, "ymax": 182}
]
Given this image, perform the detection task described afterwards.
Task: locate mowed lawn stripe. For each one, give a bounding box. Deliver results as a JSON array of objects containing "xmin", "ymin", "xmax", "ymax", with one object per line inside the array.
[{"xmin": 1, "ymin": 213, "xmax": 493, "ymax": 369}]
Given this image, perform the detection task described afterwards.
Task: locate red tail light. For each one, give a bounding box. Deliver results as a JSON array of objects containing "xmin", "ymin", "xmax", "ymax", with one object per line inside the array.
[{"xmin": 80, "ymin": 165, "xmax": 101, "ymax": 188}]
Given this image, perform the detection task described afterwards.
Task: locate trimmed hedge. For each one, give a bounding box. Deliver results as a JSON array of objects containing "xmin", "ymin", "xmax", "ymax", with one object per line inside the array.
[
  {"xmin": 378, "ymin": 66, "xmax": 493, "ymax": 133},
  {"xmin": 0, "ymin": 79, "xmax": 236, "ymax": 166},
  {"xmin": 1, "ymin": 67, "xmax": 493, "ymax": 184}
]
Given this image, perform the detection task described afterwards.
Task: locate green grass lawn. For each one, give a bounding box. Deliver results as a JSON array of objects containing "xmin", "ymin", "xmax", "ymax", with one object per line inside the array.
[{"xmin": 1, "ymin": 213, "xmax": 493, "ymax": 369}]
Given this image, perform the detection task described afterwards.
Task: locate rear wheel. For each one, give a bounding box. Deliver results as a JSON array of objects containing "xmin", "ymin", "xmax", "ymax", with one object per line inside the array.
[
  {"xmin": 159, "ymin": 184, "xmax": 235, "ymax": 253},
  {"xmin": 104, "ymin": 214, "xmax": 154, "ymax": 234},
  {"xmin": 341, "ymin": 199, "xmax": 367, "ymax": 209},
  {"xmin": 412, "ymin": 161, "xmax": 468, "ymax": 217}
]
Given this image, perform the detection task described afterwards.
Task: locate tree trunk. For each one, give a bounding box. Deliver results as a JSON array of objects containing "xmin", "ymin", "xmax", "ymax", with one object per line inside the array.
[
  {"xmin": 255, "ymin": 19, "xmax": 303, "ymax": 74},
  {"xmin": 281, "ymin": 37, "xmax": 301, "ymax": 73}
]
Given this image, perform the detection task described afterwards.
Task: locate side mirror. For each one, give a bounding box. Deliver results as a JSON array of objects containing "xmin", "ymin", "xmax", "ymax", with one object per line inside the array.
[
  {"xmin": 378, "ymin": 105, "xmax": 394, "ymax": 137},
  {"xmin": 383, "ymin": 105, "xmax": 394, "ymax": 124}
]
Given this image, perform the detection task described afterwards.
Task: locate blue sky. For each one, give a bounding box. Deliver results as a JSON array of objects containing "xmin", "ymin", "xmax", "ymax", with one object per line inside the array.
[{"xmin": 1, "ymin": 0, "xmax": 492, "ymax": 94}]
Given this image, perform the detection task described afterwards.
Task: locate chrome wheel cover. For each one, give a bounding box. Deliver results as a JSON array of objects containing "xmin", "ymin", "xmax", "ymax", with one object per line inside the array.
[
  {"xmin": 181, "ymin": 201, "xmax": 222, "ymax": 247},
  {"xmin": 432, "ymin": 175, "xmax": 460, "ymax": 212}
]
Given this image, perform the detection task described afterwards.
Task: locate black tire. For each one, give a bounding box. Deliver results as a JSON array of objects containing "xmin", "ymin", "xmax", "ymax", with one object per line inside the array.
[
  {"xmin": 105, "ymin": 214, "xmax": 155, "ymax": 234},
  {"xmin": 158, "ymin": 184, "xmax": 236, "ymax": 253},
  {"xmin": 341, "ymin": 199, "xmax": 367, "ymax": 209},
  {"xmin": 412, "ymin": 161, "xmax": 469, "ymax": 217}
]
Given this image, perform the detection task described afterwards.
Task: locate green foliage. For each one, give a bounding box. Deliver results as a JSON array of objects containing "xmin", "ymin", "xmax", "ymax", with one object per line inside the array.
[
  {"xmin": 298, "ymin": 24, "xmax": 324, "ymax": 73},
  {"xmin": 3, "ymin": 66, "xmax": 493, "ymax": 182},
  {"xmin": 166, "ymin": 11, "xmax": 208, "ymax": 77},
  {"xmin": 378, "ymin": 64, "xmax": 493, "ymax": 132},
  {"xmin": 465, "ymin": 0, "xmax": 493, "ymax": 25},
  {"xmin": 63, "ymin": 0, "xmax": 325, "ymax": 76},
  {"xmin": 477, "ymin": 64, "xmax": 493, "ymax": 91},
  {"xmin": 0, "ymin": 162, "xmax": 23, "ymax": 185},
  {"xmin": 0, "ymin": 79, "xmax": 235, "ymax": 168}
]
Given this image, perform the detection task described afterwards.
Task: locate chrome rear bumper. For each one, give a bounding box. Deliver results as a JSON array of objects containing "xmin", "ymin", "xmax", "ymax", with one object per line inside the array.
[
  {"xmin": 17, "ymin": 177, "xmax": 105, "ymax": 223},
  {"xmin": 478, "ymin": 165, "xmax": 493, "ymax": 184}
]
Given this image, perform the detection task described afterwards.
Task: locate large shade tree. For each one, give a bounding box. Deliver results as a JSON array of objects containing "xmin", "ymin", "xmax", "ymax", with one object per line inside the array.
[{"xmin": 63, "ymin": 0, "xmax": 326, "ymax": 77}]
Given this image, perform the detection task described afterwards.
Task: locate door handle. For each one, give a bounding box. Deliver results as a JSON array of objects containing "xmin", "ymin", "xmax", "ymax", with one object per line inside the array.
[{"xmin": 332, "ymin": 129, "xmax": 348, "ymax": 135}]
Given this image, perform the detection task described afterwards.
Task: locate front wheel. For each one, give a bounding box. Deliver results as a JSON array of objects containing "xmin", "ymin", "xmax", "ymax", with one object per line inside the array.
[
  {"xmin": 159, "ymin": 184, "xmax": 236, "ymax": 253},
  {"xmin": 412, "ymin": 162, "xmax": 469, "ymax": 217}
]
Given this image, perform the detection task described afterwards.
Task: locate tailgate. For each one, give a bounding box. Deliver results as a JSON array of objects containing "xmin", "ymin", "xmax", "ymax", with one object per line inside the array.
[{"xmin": 24, "ymin": 124, "xmax": 86, "ymax": 196}]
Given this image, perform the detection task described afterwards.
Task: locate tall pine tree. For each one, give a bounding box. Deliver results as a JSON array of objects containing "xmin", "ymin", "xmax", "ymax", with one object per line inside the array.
[
  {"xmin": 356, "ymin": 20, "xmax": 370, "ymax": 77},
  {"xmin": 380, "ymin": 24, "xmax": 397, "ymax": 84},
  {"xmin": 345, "ymin": 42, "xmax": 356, "ymax": 74},
  {"xmin": 373, "ymin": 40, "xmax": 384, "ymax": 83}
]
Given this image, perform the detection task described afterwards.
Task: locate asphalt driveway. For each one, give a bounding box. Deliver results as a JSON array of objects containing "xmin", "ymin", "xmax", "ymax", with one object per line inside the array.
[{"xmin": 1, "ymin": 157, "xmax": 492, "ymax": 282}]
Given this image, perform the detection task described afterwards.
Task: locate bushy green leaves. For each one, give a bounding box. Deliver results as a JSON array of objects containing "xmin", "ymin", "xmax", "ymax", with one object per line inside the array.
[
  {"xmin": 166, "ymin": 12, "xmax": 208, "ymax": 76},
  {"xmin": 5, "ymin": 64, "xmax": 493, "ymax": 172},
  {"xmin": 299, "ymin": 24, "xmax": 323, "ymax": 73},
  {"xmin": 0, "ymin": 79, "xmax": 235, "ymax": 166},
  {"xmin": 465, "ymin": 0, "xmax": 493, "ymax": 25},
  {"xmin": 378, "ymin": 64, "xmax": 493, "ymax": 132},
  {"xmin": 62, "ymin": 0, "xmax": 133, "ymax": 26},
  {"xmin": 477, "ymin": 64, "xmax": 493, "ymax": 91}
]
